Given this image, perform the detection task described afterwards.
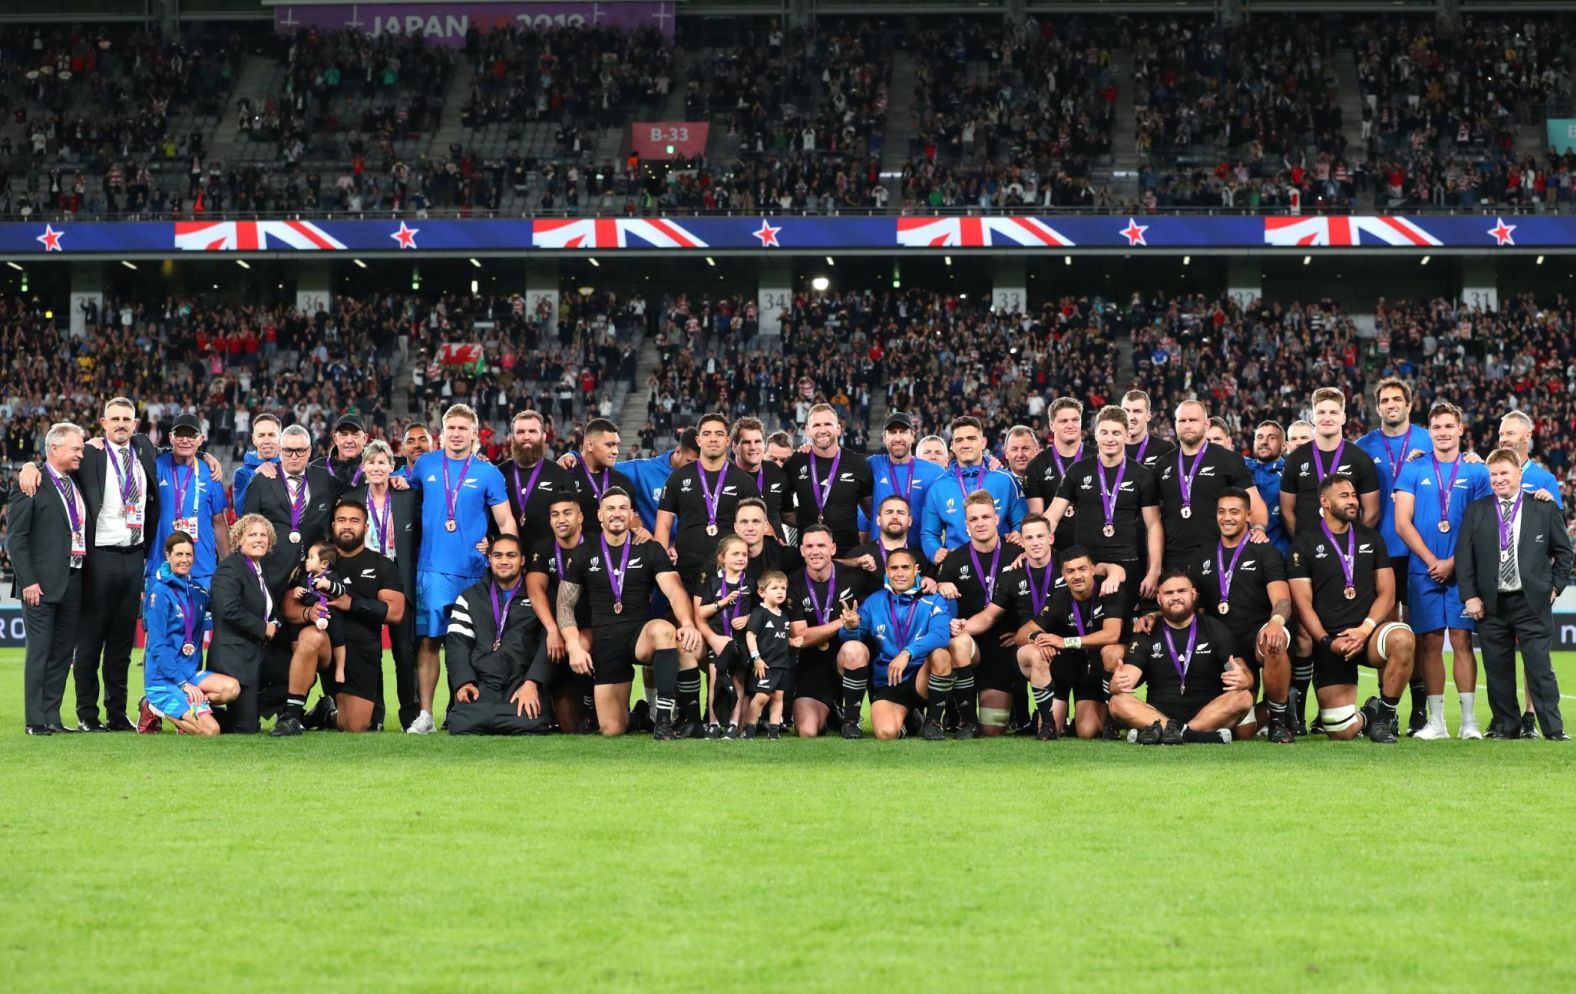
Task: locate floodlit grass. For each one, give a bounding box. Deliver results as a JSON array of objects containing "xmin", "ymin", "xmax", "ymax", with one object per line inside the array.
[{"xmin": 2, "ymin": 648, "xmax": 1574, "ymax": 992}]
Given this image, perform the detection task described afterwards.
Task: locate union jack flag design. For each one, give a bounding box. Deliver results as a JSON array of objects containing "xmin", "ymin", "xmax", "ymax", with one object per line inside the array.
[
  {"xmin": 531, "ymin": 217, "xmax": 706, "ymax": 249},
  {"xmin": 896, "ymin": 216, "xmax": 1074, "ymax": 248},
  {"xmin": 173, "ymin": 220, "xmax": 348, "ymax": 251},
  {"xmin": 1263, "ymin": 216, "xmax": 1442, "ymax": 248}
]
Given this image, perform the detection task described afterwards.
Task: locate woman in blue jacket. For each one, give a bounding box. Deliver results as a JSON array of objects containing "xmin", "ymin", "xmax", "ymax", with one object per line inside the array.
[
  {"xmin": 838, "ymin": 547, "xmax": 957, "ymax": 741},
  {"xmin": 138, "ymin": 531, "xmax": 240, "ymax": 736}
]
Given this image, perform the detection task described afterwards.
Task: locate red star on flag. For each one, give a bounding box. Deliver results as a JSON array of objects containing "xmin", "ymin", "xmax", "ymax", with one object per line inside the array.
[
  {"xmin": 390, "ymin": 222, "xmax": 419, "ymax": 249},
  {"xmin": 1119, "ymin": 218, "xmax": 1149, "ymax": 247},
  {"xmin": 36, "ymin": 224, "xmax": 64, "ymax": 251},
  {"xmin": 753, "ymin": 219, "xmax": 782, "ymax": 248},
  {"xmin": 1488, "ymin": 217, "xmax": 1516, "ymax": 247}
]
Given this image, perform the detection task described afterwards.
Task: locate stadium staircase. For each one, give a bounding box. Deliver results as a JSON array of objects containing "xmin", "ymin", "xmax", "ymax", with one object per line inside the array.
[
  {"xmin": 615, "ymin": 334, "xmax": 664, "ymax": 445},
  {"xmin": 866, "ymin": 387, "xmax": 889, "ymax": 446},
  {"xmin": 207, "ymin": 55, "xmax": 282, "ymax": 168},
  {"xmin": 1108, "ymin": 45, "xmax": 1139, "ymax": 202},
  {"xmin": 1335, "ymin": 46, "xmax": 1367, "ymax": 167},
  {"xmin": 428, "ymin": 57, "xmax": 477, "ymax": 156},
  {"xmin": 879, "ymin": 51, "xmax": 917, "ymax": 176},
  {"xmin": 1116, "ymin": 326, "xmax": 1136, "ymax": 390}
]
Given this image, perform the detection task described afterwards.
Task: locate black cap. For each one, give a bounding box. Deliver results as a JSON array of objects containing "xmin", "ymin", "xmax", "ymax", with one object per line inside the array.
[
  {"xmin": 171, "ymin": 413, "xmax": 202, "ymax": 435},
  {"xmin": 883, "ymin": 412, "xmax": 915, "ymax": 432},
  {"xmin": 334, "ymin": 414, "xmax": 365, "ymax": 433}
]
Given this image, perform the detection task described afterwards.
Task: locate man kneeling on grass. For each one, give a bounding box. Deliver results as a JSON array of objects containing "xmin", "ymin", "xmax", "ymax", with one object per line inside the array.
[
  {"xmin": 837, "ymin": 547, "xmax": 957, "ymax": 740},
  {"xmin": 446, "ymin": 535, "xmax": 553, "ymax": 735},
  {"xmin": 1110, "ymin": 570, "xmax": 1255, "ymax": 745}
]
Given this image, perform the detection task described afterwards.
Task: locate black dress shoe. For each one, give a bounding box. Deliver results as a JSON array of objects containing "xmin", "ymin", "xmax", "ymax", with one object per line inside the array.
[
  {"xmin": 104, "ymin": 716, "xmax": 136, "ymax": 732},
  {"xmin": 76, "ymin": 720, "xmax": 110, "ymax": 733},
  {"xmin": 25, "ymin": 725, "xmax": 53, "ymax": 736},
  {"xmin": 45, "ymin": 723, "xmax": 77, "ymax": 734}
]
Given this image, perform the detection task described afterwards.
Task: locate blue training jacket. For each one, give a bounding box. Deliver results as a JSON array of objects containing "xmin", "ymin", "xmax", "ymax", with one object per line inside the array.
[
  {"xmin": 839, "ymin": 585, "xmax": 956, "ymax": 686},
  {"xmin": 230, "ymin": 451, "xmax": 279, "ymax": 517},
  {"xmin": 143, "ymin": 562, "xmax": 212, "ymax": 690},
  {"xmin": 921, "ymin": 462, "xmax": 1025, "ymax": 560}
]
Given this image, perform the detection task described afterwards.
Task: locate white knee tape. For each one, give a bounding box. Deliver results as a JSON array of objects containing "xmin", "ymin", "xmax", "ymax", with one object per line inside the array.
[
  {"xmin": 979, "ymin": 706, "xmax": 1010, "ymax": 728},
  {"xmin": 1320, "ymin": 704, "xmax": 1360, "ymax": 732},
  {"xmin": 1376, "ymin": 622, "xmax": 1411, "ymax": 659}
]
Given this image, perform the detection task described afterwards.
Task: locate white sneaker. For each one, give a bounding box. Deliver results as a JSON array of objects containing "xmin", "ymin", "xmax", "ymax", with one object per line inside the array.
[
  {"xmin": 1414, "ymin": 719, "xmax": 1450, "ymax": 740},
  {"xmin": 406, "ymin": 711, "xmax": 437, "ymax": 735},
  {"xmin": 1459, "ymin": 721, "xmax": 1484, "ymax": 740}
]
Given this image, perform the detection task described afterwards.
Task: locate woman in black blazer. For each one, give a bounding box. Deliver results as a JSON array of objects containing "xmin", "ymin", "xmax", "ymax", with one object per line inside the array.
[{"xmin": 208, "ymin": 513, "xmax": 281, "ymax": 733}]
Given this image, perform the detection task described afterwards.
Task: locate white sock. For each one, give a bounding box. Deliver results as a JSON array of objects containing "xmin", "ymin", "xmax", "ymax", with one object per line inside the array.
[
  {"xmin": 1426, "ymin": 694, "xmax": 1445, "ymax": 722},
  {"xmin": 1459, "ymin": 694, "xmax": 1477, "ymax": 724}
]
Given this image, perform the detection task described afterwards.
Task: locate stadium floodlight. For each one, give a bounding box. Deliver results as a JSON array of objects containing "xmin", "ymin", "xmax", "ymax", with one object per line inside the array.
[
  {"xmin": 469, "ymin": 258, "xmax": 481, "ymax": 268},
  {"xmin": 120, "ymin": 261, "xmax": 137, "ymax": 270},
  {"xmin": 1537, "ymin": 255, "xmax": 1545, "ymax": 265},
  {"xmin": 588, "ymin": 257, "xmax": 600, "ymax": 268},
  {"xmin": 1182, "ymin": 256, "xmax": 1191, "ymax": 266},
  {"xmin": 1302, "ymin": 255, "xmax": 1311, "ymax": 265},
  {"xmin": 470, "ymin": 280, "xmax": 479, "ymax": 294},
  {"xmin": 5, "ymin": 261, "xmax": 22, "ymax": 271},
  {"xmin": 706, "ymin": 257, "xmax": 716, "ymax": 267},
  {"xmin": 1420, "ymin": 256, "xmax": 1431, "ymax": 266},
  {"xmin": 353, "ymin": 259, "xmax": 368, "ymax": 269},
  {"xmin": 826, "ymin": 256, "xmax": 835, "ymax": 266},
  {"xmin": 811, "ymin": 276, "xmax": 830, "ymax": 292},
  {"xmin": 1064, "ymin": 256, "xmax": 1072, "ymax": 266},
  {"xmin": 944, "ymin": 256, "xmax": 952, "ymax": 266},
  {"xmin": 236, "ymin": 259, "xmax": 251, "ymax": 270}
]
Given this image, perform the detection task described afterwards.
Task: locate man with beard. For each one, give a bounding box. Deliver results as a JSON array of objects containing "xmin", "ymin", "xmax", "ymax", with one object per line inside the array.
[
  {"xmin": 314, "ymin": 415, "xmax": 370, "ymax": 488},
  {"xmin": 1111, "ymin": 571, "xmax": 1256, "ymax": 745},
  {"xmin": 937, "ymin": 492, "xmax": 1023, "ymax": 737},
  {"xmin": 447, "ymin": 535, "xmax": 552, "ymax": 735},
  {"xmin": 785, "ymin": 403, "xmax": 874, "ymax": 553},
  {"xmin": 499, "ymin": 409, "xmax": 575, "ymax": 550},
  {"xmin": 788, "ymin": 524, "xmax": 880, "ymax": 737},
  {"xmin": 1014, "ymin": 544, "xmax": 1131, "ymax": 739},
  {"xmin": 1245, "ymin": 420, "xmax": 1292, "ymax": 558},
  {"xmin": 657, "ymin": 412, "xmax": 761, "ymax": 592},
  {"xmin": 1184, "ymin": 488, "xmax": 1295, "ymax": 743},
  {"xmin": 840, "ymin": 495, "xmax": 936, "ymax": 586},
  {"xmin": 922, "ymin": 416, "xmax": 1024, "ymax": 564},
  {"xmin": 731, "ymin": 416, "xmax": 789, "ymax": 540},
  {"xmin": 525, "ymin": 495, "xmax": 594, "ymax": 732},
  {"xmin": 559, "ymin": 488, "xmax": 706, "ymax": 739},
  {"xmin": 1154, "ymin": 399, "xmax": 1265, "ymax": 572},
  {"xmin": 308, "ymin": 499, "xmax": 404, "ymax": 733},
  {"xmin": 570, "ymin": 418, "xmax": 640, "ymax": 536},
  {"xmin": 232, "ymin": 413, "xmax": 281, "ymax": 515},
  {"xmin": 866, "ymin": 413, "xmax": 943, "ymax": 547},
  {"xmin": 1288, "ymin": 474, "xmax": 1416, "ymax": 743},
  {"xmin": 1122, "ymin": 389, "xmax": 1176, "ymax": 472},
  {"xmin": 1025, "ymin": 396, "xmax": 1087, "ymax": 551}
]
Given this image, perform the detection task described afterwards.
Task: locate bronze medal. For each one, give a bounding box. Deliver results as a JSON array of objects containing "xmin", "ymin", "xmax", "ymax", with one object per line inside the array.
[
  {"xmin": 706, "ymin": 524, "xmax": 718, "ymax": 536},
  {"xmin": 614, "ymin": 600, "xmax": 624, "ymax": 614},
  {"xmin": 1343, "ymin": 585, "xmax": 1357, "ymax": 600},
  {"xmin": 1180, "ymin": 506, "xmax": 1192, "ymax": 519},
  {"xmin": 445, "ymin": 519, "xmax": 457, "ymax": 532},
  {"xmin": 1218, "ymin": 601, "xmax": 1230, "ymax": 615},
  {"xmin": 1438, "ymin": 521, "xmax": 1450, "ymax": 533},
  {"xmin": 1102, "ymin": 524, "xmax": 1115, "ymax": 537},
  {"xmin": 288, "ymin": 530, "xmax": 301, "ymax": 544},
  {"xmin": 181, "ymin": 643, "xmax": 195, "ymax": 656}
]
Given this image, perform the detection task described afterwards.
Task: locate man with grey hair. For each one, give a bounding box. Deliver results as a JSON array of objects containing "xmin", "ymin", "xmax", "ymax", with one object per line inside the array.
[
  {"xmin": 242, "ymin": 423, "xmax": 343, "ymax": 588},
  {"xmin": 1002, "ymin": 425, "xmax": 1040, "ymax": 488},
  {"xmin": 1496, "ymin": 409, "xmax": 1564, "ymax": 736},
  {"xmin": 10, "ymin": 422, "xmax": 88, "ymax": 735},
  {"xmin": 916, "ymin": 435, "xmax": 948, "ymax": 468}
]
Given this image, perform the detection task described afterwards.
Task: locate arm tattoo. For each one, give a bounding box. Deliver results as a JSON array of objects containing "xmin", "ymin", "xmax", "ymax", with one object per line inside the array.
[{"xmin": 556, "ymin": 580, "xmax": 582, "ymax": 632}]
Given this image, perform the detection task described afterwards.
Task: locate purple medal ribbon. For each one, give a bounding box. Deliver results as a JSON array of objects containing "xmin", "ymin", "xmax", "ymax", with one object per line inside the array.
[
  {"xmin": 176, "ymin": 584, "xmax": 197, "ymax": 653},
  {"xmin": 1051, "ymin": 443, "xmax": 1083, "ymax": 479},
  {"xmin": 582, "ymin": 462, "xmax": 610, "ymax": 499},
  {"xmin": 442, "ymin": 453, "xmax": 473, "ymax": 527},
  {"xmin": 286, "ymin": 474, "xmax": 308, "ymax": 535},
  {"xmin": 1027, "ymin": 562, "xmax": 1054, "ymax": 616},
  {"xmin": 308, "ymin": 570, "xmax": 330, "ymax": 618},
  {"xmin": 109, "ymin": 445, "xmax": 138, "ymax": 508},
  {"xmin": 1068, "ymin": 595, "xmax": 1089, "ymax": 636},
  {"xmin": 1430, "ymin": 454, "xmax": 1461, "ymax": 525},
  {"xmin": 489, "ymin": 580, "xmax": 520, "ymax": 651},
  {"xmin": 1176, "ymin": 446, "xmax": 1206, "ymax": 515},
  {"xmin": 952, "ymin": 461, "xmax": 980, "ymax": 499},
  {"xmin": 719, "ymin": 572, "xmax": 745, "ymax": 629},
  {"xmin": 553, "ymin": 537, "xmax": 582, "ymax": 582},
  {"xmin": 753, "ymin": 464, "xmax": 766, "ymax": 496},
  {"xmin": 890, "ymin": 457, "xmax": 915, "ymax": 501},
  {"xmin": 513, "ymin": 459, "xmax": 547, "ymax": 520},
  {"xmin": 1311, "ymin": 440, "xmax": 1346, "ymax": 482},
  {"xmin": 1097, "ymin": 459, "xmax": 1127, "ymax": 531},
  {"xmin": 352, "ymin": 464, "xmax": 364, "ymax": 488},
  {"xmin": 1319, "ymin": 519, "xmax": 1358, "ymax": 594},
  {"xmin": 887, "ymin": 591, "xmax": 922, "ymax": 650},
  {"xmin": 969, "ymin": 542, "xmax": 1002, "ymax": 602},
  {"xmin": 172, "ymin": 460, "xmax": 195, "ymax": 520},
  {"xmin": 697, "ymin": 463, "xmax": 724, "ymax": 530},
  {"xmin": 1134, "ymin": 436, "xmax": 1150, "ymax": 464},
  {"xmin": 599, "ymin": 534, "xmax": 632, "ymax": 610},
  {"xmin": 811, "ymin": 450, "xmax": 842, "ymax": 520},
  {"xmin": 1497, "ymin": 492, "xmax": 1524, "ymax": 557},
  {"xmin": 806, "ymin": 566, "xmax": 838, "ymax": 625},
  {"xmin": 1381, "ymin": 427, "xmax": 1414, "ymax": 480},
  {"xmin": 45, "ymin": 465, "xmax": 83, "ymax": 539},
  {"xmin": 370, "ymin": 488, "xmax": 394, "ymax": 556},
  {"xmin": 1216, "ymin": 538, "xmax": 1249, "ymax": 607},
  {"xmin": 1161, "ymin": 616, "xmax": 1199, "ymax": 693}
]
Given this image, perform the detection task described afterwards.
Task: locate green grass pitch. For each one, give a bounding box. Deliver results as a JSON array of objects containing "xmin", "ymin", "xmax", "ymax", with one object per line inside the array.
[{"xmin": 2, "ymin": 647, "xmax": 1575, "ymax": 992}]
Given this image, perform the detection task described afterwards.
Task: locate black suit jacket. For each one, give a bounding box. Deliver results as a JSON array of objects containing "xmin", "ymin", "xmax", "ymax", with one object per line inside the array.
[
  {"xmin": 8, "ymin": 479, "xmax": 81, "ymax": 602},
  {"xmin": 242, "ymin": 465, "xmax": 342, "ymax": 588},
  {"xmin": 76, "ymin": 435, "xmax": 161, "ymax": 550},
  {"xmin": 207, "ymin": 553, "xmax": 275, "ymax": 684},
  {"xmin": 1458, "ymin": 494, "xmax": 1573, "ymax": 615},
  {"xmin": 346, "ymin": 484, "xmax": 420, "ymax": 605}
]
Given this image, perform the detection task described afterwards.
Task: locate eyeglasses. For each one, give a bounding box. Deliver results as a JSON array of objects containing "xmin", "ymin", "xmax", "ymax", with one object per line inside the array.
[{"xmin": 281, "ymin": 447, "xmax": 310, "ymax": 456}]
